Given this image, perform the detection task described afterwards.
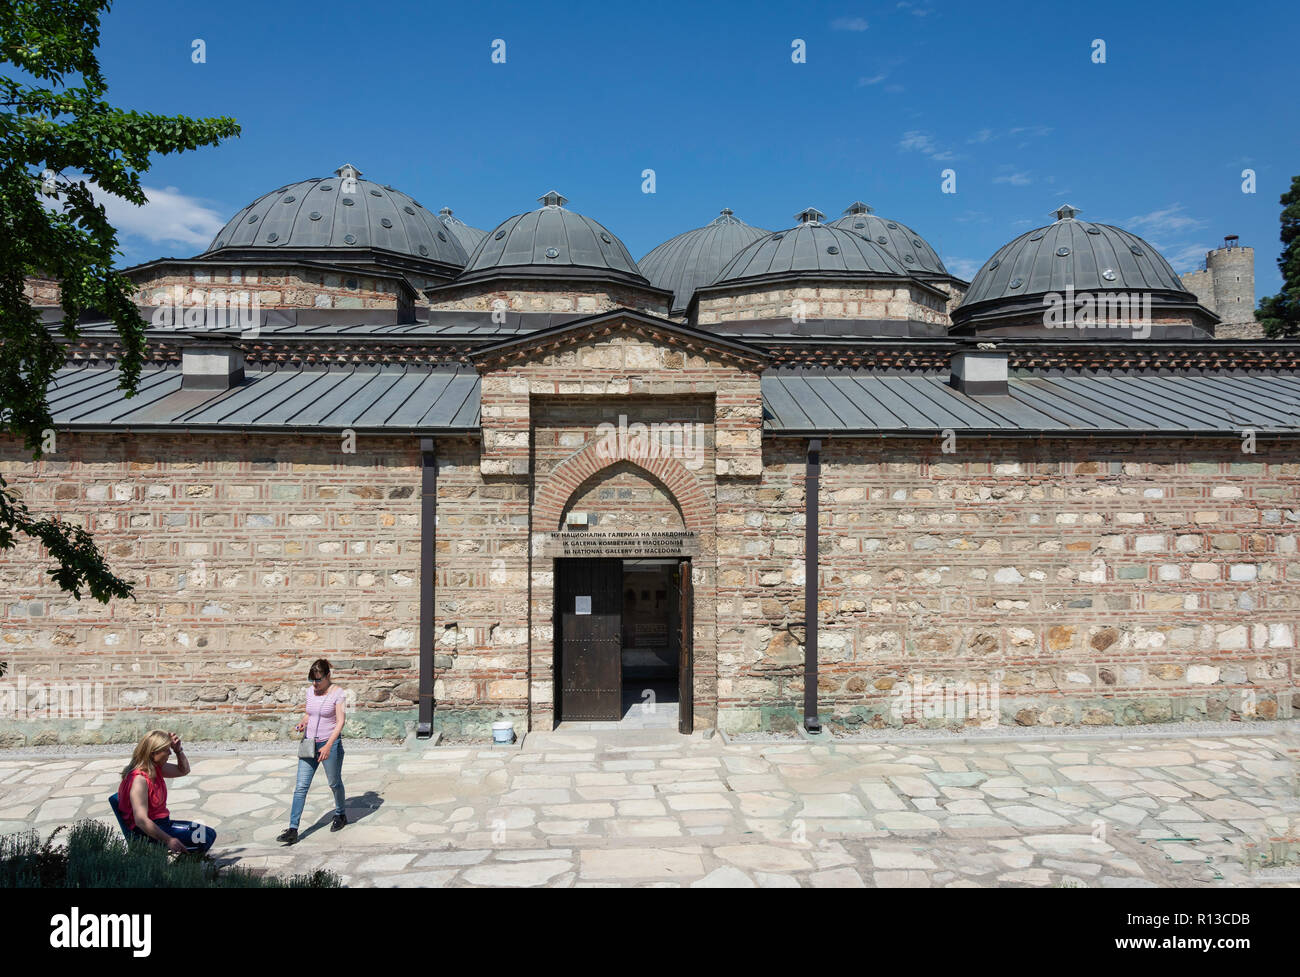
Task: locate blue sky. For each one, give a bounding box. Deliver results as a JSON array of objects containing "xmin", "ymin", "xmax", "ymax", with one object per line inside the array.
[{"xmin": 92, "ymin": 0, "xmax": 1299, "ymax": 297}]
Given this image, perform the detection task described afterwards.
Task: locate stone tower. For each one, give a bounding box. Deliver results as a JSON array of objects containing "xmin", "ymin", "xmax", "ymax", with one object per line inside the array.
[{"xmin": 1181, "ymin": 236, "xmax": 1259, "ymax": 339}]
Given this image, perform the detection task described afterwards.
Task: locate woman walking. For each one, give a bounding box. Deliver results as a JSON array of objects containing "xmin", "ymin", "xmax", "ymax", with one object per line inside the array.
[
  {"xmin": 117, "ymin": 729, "xmax": 216, "ymax": 854},
  {"xmin": 278, "ymin": 659, "xmax": 347, "ymax": 845}
]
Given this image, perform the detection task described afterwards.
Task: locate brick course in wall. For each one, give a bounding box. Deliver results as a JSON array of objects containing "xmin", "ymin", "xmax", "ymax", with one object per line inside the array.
[
  {"xmin": 715, "ymin": 437, "xmax": 1299, "ymax": 732},
  {"xmin": 0, "ymin": 433, "xmax": 422, "ymax": 744},
  {"xmin": 695, "ymin": 281, "xmax": 948, "ymax": 325}
]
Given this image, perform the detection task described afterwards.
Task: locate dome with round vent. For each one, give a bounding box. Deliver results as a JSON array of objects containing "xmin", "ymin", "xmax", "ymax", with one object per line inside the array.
[
  {"xmin": 203, "ymin": 164, "xmax": 468, "ymax": 268},
  {"xmin": 959, "ymin": 205, "xmax": 1192, "ymax": 308},
  {"xmin": 639, "ymin": 209, "xmax": 771, "ymax": 315},
  {"xmin": 437, "ymin": 207, "xmax": 488, "ymax": 255},
  {"xmin": 711, "ymin": 207, "xmax": 910, "ymax": 286},
  {"xmin": 828, "ymin": 201, "xmax": 948, "ymax": 276},
  {"xmin": 458, "ymin": 191, "xmax": 649, "ymax": 286}
]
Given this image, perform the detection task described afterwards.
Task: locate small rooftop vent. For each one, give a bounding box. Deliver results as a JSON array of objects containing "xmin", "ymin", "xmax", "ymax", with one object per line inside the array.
[
  {"xmin": 843, "ymin": 201, "xmax": 873, "ymax": 216},
  {"xmin": 949, "ymin": 347, "xmax": 1008, "ymax": 396},
  {"xmin": 795, "ymin": 207, "xmax": 826, "ymax": 225},
  {"xmin": 538, "ymin": 190, "xmax": 568, "ymax": 208},
  {"xmin": 1053, "ymin": 204, "xmax": 1081, "ymax": 221},
  {"xmin": 182, "ymin": 344, "xmax": 245, "ymax": 391}
]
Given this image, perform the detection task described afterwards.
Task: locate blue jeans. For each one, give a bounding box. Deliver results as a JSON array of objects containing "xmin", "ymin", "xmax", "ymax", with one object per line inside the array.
[
  {"xmin": 289, "ymin": 739, "xmax": 345, "ymax": 829},
  {"xmin": 133, "ymin": 817, "xmax": 217, "ymax": 854}
]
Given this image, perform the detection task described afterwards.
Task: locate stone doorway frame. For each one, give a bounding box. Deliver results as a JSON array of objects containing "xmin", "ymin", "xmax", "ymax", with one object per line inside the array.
[{"xmin": 530, "ymin": 448, "xmax": 715, "ymax": 732}]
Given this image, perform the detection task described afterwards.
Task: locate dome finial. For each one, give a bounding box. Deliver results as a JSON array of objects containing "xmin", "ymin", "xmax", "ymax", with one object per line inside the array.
[
  {"xmin": 335, "ymin": 163, "xmax": 362, "ymax": 181},
  {"xmin": 795, "ymin": 207, "xmax": 825, "ymax": 225},
  {"xmin": 1053, "ymin": 203, "xmax": 1081, "ymax": 221},
  {"xmin": 844, "ymin": 200, "xmax": 873, "ymax": 215},
  {"xmin": 538, "ymin": 190, "xmax": 568, "ymax": 208}
]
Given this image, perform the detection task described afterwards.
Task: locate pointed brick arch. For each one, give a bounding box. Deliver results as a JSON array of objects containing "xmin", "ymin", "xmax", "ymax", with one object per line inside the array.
[{"xmin": 535, "ymin": 440, "xmax": 711, "ymax": 533}]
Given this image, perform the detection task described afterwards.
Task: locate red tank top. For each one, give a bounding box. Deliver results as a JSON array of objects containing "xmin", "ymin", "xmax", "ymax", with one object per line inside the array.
[{"xmin": 118, "ymin": 768, "xmax": 169, "ymax": 830}]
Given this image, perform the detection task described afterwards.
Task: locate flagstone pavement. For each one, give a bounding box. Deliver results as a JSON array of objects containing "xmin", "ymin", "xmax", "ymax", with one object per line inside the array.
[{"xmin": 2, "ymin": 726, "xmax": 1297, "ymax": 888}]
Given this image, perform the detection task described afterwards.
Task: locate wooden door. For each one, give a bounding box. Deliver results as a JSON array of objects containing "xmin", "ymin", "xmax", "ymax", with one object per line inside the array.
[
  {"xmin": 557, "ymin": 558, "xmax": 623, "ymax": 721},
  {"xmin": 677, "ymin": 558, "xmax": 694, "ymax": 734}
]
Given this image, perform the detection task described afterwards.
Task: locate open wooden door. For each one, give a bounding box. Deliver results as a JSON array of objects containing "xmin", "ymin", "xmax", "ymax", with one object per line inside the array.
[
  {"xmin": 677, "ymin": 558, "xmax": 694, "ymax": 734},
  {"xmin": 557, "ymin": 558, "xmax": 622, "ymax": 721}
]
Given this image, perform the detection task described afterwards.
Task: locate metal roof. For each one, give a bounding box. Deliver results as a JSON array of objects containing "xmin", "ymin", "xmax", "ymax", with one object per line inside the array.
[
  {"xmin": 827, "ymin": 202, "xmax": 948, "ymax": 276},
  {"xmin": 762, "ymin": 371, "xmax": 1300, "ymax": 435},
  {"xmin": 43, "ymin": 360, "xmax": 1300, "ymax": 437},
  {"xmin": 638, "ymin": 209, "xmax": 771, "ymax": 315},
  {"xmin": 436, "ymin": 208, "xmax": 488, "ymax": 254},
  {"xmin": 459, "ymin": 192, "xmax": 648, "ymax": 285},
  {"xmin": 711, "ymin": 214, "xmax": 911, "ymax": 287},
  {"xmin": 203, "ymin": 164, "xmax": 469, "ymax": 268},
  {"xmin": 46, "ymin": 363, "xmax": 480, "ymax": 432},
  {"xmin": 959, "ymin": 209, "xmax": 1191, "ymax": 310}
]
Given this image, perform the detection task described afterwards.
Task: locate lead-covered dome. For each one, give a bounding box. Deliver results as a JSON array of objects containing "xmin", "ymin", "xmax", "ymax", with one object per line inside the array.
[
  {"xmin": 828, "ymin": 201, "xmax": 948, "ymax": 276},
  {"xmin": 458, "ymin": 191, "xmax": 648, "ymax": 286},
  {"xmin": 712, "ymin": 208, "xmax": 910, "ymax": 286},
  {"xmin": 437, "ymin": 207, "xmax": 488, "ymax": 255},
  {"xmin": 960, "ymin": 205, "xmax": 1190, "ymax": 308},
  {"xmin": 639, "ymin": 209, "xmax": 770, "ymax": 315},
  {"xmin": 203, "ymin": 164, "xmax": 468, "ymax": 268}
]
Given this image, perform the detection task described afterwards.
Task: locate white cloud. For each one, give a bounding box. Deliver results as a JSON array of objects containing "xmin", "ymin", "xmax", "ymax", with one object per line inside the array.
[
  {"xmin": 832, "ymin": 16, "xmax": 869, "ymax": 31},
  {"xmin": 1152, "ymin": 242, "xmax": 1212, "ymax": 274},
  {"xmin": 96, "ymin": 183, "xmax": 227, "ymax": 249},
  {"xmin": 899, "ymin": 130, "xmax": 955, "ymax": 161},
  {"xmin": 993, "ymin": 171, "xmax": 1033, "ymax": 186},
  {"xmin": 858, "ymin": 72, "xmax": 888, "ymax": 86},
  {"xmin": 945, "ymin": 257, "xmax": 982, "ymax": 280},
  {"xmin": 1125, "ymin": 203, "xmax": 1205, "ymax": 237}
]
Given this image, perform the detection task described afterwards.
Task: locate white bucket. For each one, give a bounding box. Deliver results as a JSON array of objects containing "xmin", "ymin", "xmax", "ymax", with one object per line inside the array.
[{"xmin": 492, "ymin": 721, "xmax": 514, "ymax": 744}]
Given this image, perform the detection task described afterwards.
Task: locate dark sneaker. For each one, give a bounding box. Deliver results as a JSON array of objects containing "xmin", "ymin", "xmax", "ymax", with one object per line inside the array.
[
  {"xmin": 330, "ymin": 814, "xmax": 348, "ymax": 832},
  {"xmin": 277, "ymin": 827, "xmax": 298, "ymax": 845}
]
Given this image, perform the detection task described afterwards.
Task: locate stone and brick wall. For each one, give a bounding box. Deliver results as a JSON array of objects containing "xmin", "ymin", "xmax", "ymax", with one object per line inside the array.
[
  {"xmin": 695, "ymin": 281, "xmax": 948, "ymax": 325},
  {"xmin": 0, "ymin": 433, "xmax": 422, "ymax": 745},
  {"xmin": 426, "ymin": 278, "xmax": 669, "ymax": 317},
  {"xmin": 126, "ymin": 263, "xmax": 418, "ymax": 315},
  {"xmin": 715, "ymin": 437, "xmax": 1299, "ymax": 732},
  {"xmin": 23, "ymin": 277, "xmax": 61, "ymax": 307}
]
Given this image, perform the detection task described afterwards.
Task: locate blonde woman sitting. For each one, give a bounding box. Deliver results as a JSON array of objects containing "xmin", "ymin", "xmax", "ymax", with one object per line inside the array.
[{"xmin": 116, "ymin": 729, "xmax": 216, "ymax": 854}]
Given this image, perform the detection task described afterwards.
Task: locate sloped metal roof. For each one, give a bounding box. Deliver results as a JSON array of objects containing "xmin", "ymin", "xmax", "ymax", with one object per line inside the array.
[
  {"xmin": 638, "ymin": 209, "xmax": 771, "ymax": 314},
  {"xmin": 43, "ymin": 362, "xmax": 1300, "ymax": 437},
  {"xmin": 827, "ymin": 202, "xmax": 948, "ymax": 276},
  {"xmin": 762, "ymin": 371, "xmax": 1300, "ymax": 434},
  {"xmin": 46, "ymin": 363, "xmax": 480, "ymax": 431},
  {"xmin": 204, "ymin": 165, "xmax": 468, "ymax": 268}
]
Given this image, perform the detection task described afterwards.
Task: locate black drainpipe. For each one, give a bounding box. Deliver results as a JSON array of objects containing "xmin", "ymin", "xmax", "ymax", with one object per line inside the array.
[
  {"xmin": 803, "ymin": 438, "xmax": 821, "ymax": 733},
  {"xmin": 417, "ymin": 437, "xmax": 437, "ymax": 738}
]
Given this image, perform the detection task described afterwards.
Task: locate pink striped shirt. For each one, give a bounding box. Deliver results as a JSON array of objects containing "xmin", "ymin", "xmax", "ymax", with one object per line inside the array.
[{"xmin": 305, "ymin": 685, "xmax": 343, "ymax": 741}]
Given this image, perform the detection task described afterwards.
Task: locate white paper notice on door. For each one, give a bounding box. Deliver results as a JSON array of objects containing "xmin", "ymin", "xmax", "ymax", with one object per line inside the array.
[{"xmin": 575, "ymin": 596, "xmax": 592, "ymax": 615}]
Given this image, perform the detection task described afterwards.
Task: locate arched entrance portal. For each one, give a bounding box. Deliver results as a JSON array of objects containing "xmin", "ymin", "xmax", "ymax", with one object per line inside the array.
[{"xmin": 547, "ymin": 462, "xmax": 698, "ymax": 733}]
